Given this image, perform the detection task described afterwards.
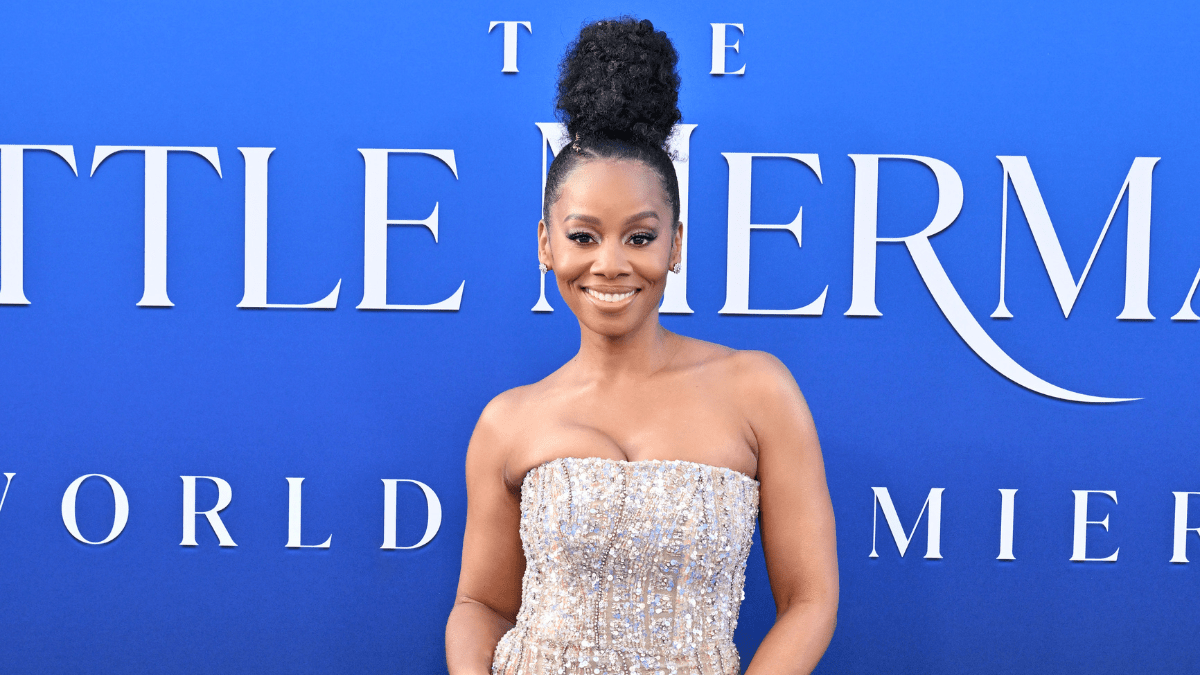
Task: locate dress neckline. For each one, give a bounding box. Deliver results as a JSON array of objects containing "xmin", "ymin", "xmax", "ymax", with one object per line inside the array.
[{"xmin": 524, "ymin": 455, "xmax": 759, "ymax": 489}]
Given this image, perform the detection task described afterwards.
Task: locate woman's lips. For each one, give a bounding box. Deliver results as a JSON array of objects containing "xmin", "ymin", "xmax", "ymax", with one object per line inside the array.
[{"xmin": 584, "ymin": 287, "xmax": 638, "ymax": 305}]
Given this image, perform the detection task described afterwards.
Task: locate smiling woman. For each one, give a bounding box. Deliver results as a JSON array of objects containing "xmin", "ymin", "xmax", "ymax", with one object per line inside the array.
[
  {"xmin": 541, "ymin": 158, "xmax": 681, "ymax": 338},
  {"xmin": 445, "ymin": 17, "xmax": 839, "ymax": 675}
]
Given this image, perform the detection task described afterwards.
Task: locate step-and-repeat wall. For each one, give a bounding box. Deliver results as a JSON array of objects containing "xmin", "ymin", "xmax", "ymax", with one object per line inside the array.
[{"xmin": 2, "ymin": 2, "xmax": 1198, "ymax": 673}]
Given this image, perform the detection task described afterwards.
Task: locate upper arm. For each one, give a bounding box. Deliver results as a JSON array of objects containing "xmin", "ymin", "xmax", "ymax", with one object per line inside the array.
[
  {"xmin": 455, "ymin": 394, "xmax": 527, "ymax": 624},
  {"xmin": 736, "ymin": 352, "xmax": 839, "ymax": 616}
]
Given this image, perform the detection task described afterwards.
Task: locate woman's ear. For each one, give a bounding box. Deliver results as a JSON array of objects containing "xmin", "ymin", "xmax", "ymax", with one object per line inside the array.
[
  {"xmin": 669, "ymin": 220, "xmax": 684, "ymax": 270},
  {"xmin": 537, "ymin": 220, "xmax": 553, "ymax": 271}
]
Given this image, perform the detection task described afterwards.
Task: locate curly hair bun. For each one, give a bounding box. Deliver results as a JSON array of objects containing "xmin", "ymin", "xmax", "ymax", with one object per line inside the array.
[{"xmin": 556, "ymin": 17, "xmax": 681, "ymax": 150}]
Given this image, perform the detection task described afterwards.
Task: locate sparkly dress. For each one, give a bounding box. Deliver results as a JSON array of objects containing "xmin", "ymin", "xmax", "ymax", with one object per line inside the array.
[{"xmin": 491, "ymin": 457, "xmax": 761, "ymax": 675}]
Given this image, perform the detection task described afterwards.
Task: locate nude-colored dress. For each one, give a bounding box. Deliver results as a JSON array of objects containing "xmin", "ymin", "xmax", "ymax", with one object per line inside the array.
[{"xmin": 491, "ymin": 456, "xmax": 761, "ymax": 675}]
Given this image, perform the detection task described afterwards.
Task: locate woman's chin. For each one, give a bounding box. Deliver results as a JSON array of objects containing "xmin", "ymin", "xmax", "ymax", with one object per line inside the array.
[{"xmin": 577, "ymin": 311, "xmax": 656, "ymax": 339}]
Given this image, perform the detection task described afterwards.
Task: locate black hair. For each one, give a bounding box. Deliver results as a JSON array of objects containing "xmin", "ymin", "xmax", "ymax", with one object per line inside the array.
[{"xmin": 543, "ymin": 17, "xmax": 682, "ymax": 226}]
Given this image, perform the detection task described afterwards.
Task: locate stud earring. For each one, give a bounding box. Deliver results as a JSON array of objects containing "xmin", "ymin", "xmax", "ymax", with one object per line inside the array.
[
  {"xmin": 671, "ymin": 263, "xmax": 682, "ymax": 274},
  {"xmin": 539, "ymin": 262, "xmax": 548, "ymax": 274}
]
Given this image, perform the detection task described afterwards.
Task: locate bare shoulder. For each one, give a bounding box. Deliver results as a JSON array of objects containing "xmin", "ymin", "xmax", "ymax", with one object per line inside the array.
[
  {"xmin": 727, "ymin": 351, "xmax": 820, "ymax": 466},
  {"xmin": 667, "ymin": 335, "xmax": 803, "ymax": 400},
  {"xmin": 475, "ymin": 376, "xmax": 551, "ymax": 432},
  {"xmin": 467, "ymin": 383, "xmax": 540, "ymax": 469},
  {"xmin": 676, "ymin": 339, "xmax": 796, "ymax": 393},
  {"xmin": 728, "ymin": 350, "xmax": 803, "ymax": 396},
  {"xmin": 668, "ymin": 333, "xmax": 736, "ymax": 369},
  {"xmin": 716, "ymin": 349, "xmax": 813, "ymax": 433},
  {"xmin": 467, "ymin": 371, "xmax": 572, "ymax": 479}
]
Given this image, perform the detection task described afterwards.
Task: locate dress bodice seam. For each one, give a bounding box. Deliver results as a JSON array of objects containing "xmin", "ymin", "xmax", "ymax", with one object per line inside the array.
[{"xmin": 521, "ymin": 455, "xmax": 759, "ymax": 492}]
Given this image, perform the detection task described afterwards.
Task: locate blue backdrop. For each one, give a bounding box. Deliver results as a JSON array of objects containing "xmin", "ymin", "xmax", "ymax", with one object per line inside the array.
[{"xmin": 2, "ymin": 1, "xmax": 1199, "ymax": 673}]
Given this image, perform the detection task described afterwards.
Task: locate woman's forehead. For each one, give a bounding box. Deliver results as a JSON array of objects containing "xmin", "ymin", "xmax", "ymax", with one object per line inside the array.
[{"xmin": 554, "ymin": 159, "xmax": 669, "ymax": 217}]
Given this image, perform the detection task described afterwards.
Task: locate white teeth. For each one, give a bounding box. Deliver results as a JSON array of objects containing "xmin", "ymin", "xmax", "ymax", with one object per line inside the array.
[{"xmin": 586, "ymin": 288, "xmax": 635, "ymax": 303}]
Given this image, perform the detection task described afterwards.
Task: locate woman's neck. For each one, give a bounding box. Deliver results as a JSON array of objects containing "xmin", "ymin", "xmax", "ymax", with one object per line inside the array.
[{"xmin": 572, "ymin": 311, "xmax": 676, "ymax": 381}]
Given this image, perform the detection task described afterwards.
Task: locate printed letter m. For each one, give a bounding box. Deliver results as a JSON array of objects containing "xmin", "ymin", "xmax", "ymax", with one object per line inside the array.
[
  {"xmin": 871, "ymin": 487, "xmax": 944, "ymax": 559},
  {"xmin": 993, "ymin": 156, "xmax": 1159, "ymax": 320}
]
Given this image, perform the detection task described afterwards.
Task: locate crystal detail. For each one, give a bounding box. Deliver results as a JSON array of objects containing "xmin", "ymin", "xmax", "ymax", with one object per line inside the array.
[{"xmin": 492, "ymin": 457, "xmax": 760, "ymax": 675}]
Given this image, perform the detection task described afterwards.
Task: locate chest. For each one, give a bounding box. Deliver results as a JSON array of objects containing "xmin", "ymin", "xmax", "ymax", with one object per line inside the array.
[{"xmin": 514, "ymin": 382, "xmax": 757, "ymax": 478}]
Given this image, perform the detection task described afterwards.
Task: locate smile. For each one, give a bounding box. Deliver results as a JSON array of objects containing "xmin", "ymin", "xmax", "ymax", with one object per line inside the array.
[{"xmin": 584, "ymin": 288, "xmax": 638, "ymax": 304}]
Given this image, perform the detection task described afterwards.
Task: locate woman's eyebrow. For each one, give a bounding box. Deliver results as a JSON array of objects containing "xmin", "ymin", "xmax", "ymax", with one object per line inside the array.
[
  {"xmin": 624, "ymin": 211, "xmax": 660, "ymax": 224},
  {"xmin": 563, "ymin": 214, "xmax": 601, "ymax": 224}
]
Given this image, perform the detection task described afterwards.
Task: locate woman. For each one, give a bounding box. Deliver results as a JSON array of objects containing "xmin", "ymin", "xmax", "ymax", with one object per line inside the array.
[{"xmin": 446, "ymin": 18, "xmax": 838, "ymax": 675}]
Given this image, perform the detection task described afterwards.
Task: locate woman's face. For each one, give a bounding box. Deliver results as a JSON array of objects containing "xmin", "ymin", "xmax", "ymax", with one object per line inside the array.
[{"xmin": 539, "ymin": 158, "xmax": 682, "ymax": 340}]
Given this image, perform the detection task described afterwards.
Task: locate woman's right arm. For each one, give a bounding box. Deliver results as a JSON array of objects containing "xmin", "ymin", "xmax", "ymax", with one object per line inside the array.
[{"xmin": 446, "ymin": 397, "xmax": 526, "ymax": 675}]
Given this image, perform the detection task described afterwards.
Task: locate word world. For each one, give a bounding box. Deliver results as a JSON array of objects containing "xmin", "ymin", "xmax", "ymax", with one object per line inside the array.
[{"xmin": 0, "ymin": 472, "xmax": 441, "ymax": 549}]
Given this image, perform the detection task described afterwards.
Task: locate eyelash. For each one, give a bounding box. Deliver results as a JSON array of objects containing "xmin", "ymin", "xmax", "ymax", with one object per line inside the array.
[{"xmin": 566, "ymin": 231, "xmax": 657, "ymax": 246}]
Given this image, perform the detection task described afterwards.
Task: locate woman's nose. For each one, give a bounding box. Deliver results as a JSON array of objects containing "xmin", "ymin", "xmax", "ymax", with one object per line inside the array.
[{"xmin": 592, "ymin": 240, "xmax": 630, "ymax": 278}]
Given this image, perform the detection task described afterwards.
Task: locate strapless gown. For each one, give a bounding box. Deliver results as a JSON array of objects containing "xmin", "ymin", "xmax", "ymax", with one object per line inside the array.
[{"xmin": 491, "ymin": 456, "xmax": 761, "ymax": 675}]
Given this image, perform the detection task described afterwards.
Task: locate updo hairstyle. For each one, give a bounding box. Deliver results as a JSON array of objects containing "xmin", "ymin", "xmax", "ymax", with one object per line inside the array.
[{"xmin": 543, "ymin": 18, "xmax": 682, "ymax": 227}]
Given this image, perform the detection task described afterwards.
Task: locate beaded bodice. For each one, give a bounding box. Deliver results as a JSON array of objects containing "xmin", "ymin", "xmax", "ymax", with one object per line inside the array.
[{"xmin": 491, "ymin": 456, "xmax": 760, "ymax": 675}]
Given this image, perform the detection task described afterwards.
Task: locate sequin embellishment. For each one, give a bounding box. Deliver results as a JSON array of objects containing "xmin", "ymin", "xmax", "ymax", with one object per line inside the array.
[{"xmin": 491, "ymin": 457, "xmax": 760, "ymax": 675}]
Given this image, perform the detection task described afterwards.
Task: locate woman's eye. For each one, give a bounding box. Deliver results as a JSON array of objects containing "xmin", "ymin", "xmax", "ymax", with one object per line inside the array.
[
  {"xmin": 568, "ymin": 233, "xmax": 595, "ymax": 244},
  {"xmin": 629, "ymin": 233, "xmax": 656, "ymax": 246}
]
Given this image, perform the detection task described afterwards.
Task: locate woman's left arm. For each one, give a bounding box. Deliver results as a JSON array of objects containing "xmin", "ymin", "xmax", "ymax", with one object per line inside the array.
[{"xmin": 736, "ymin": 352, "xmax": 839, "ymax": 675}]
